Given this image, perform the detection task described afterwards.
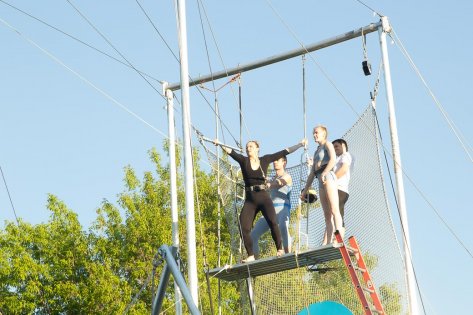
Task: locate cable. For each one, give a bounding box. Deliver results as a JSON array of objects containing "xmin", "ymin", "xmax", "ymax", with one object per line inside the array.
[
  {"xmin": 0, "ymin": 166, "xmax": 19, "ymax": 225},
  {"xmin": 122, "ymin": 262, "xmax": 158, "ymax": 314},
  {"xmin": 65, "ymin": 0, "xmax": 163, "ymax": 96},
  {"xmin": 4, "ymin": 0, "xmax": 197, "ymax": 144},
  {"xmin": 351, "ymin": 0, "xmax": 383, "ymax": 17},
  {"xmin": 374, "ymin": 110, "xmax": 428, "ymax": 315},
  {"xmin": 0, "ymin": 17, "xmax": 169, "ymax": 138},
  {"xmin": 263, "ymin": 0, "xmax": 473, "ymax": 262},
  {"xmin": 195, "ymin": 0, "xmax": 252, "ymax": 139},
  {"xmin": 190, "ymin": 141, "xmax": 215, "ymax": 314},
  {"xmin": 0, "ymin": 14, "xmax": 228, "ymax": 179},
  {"xmin": 390, "ymin": 26, "xmax": 473, "ymax": 163},
  {"xmin": 264, "ymin": 0, "xmax": 363, "ymax": 121},
  {"xmin": 134, "ymin": 0, "xmax": 180, "ymax": 64},
  {"xmin": 0, "ymin": 0, "xmax": 162, "ymax": 83},
  {"xmin": 135, "ymin": 0, "xmax": 244, "ymax": 148}
]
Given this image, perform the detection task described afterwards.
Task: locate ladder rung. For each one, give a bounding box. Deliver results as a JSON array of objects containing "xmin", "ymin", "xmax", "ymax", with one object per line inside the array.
[
  {"xmin": 370, "ymin": 308, "xmax": 384, "ymax": 314},
  {"xmin": 362, "ymin": 287, "xmax": 375, "ymax": 294},
  {"xmin": 354, "ymin": 266, "xmax": 366, "ymax": 273},
  {"xmin": 345, "ymin": 245, "xmax": 359, "ymax": 254}
]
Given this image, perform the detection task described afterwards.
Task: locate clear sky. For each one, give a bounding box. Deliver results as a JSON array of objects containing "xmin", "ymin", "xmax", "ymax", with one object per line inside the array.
[{"xmin": 1, "ymin": 1, "xmax": 472, "ymax": 314}]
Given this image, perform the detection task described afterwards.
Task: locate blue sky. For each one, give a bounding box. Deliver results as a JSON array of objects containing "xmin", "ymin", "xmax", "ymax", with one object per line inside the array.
[{"xmin": 1, "ymin": 1, "xmax": 472, "ymax": 314}]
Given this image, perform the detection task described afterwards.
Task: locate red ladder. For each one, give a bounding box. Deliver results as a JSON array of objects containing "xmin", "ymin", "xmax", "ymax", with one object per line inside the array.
[{"xmin": 335, "ymin": 231, "xmax": 385, "ymax": 315}]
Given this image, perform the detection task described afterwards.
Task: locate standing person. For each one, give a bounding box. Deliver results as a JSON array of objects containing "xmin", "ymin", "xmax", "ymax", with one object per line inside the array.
[
  {"xmin": 214, "ymin": 139, "xmax": 306, "ymax": 262},
  {"xmin": 301, "ymin": 125, "xmax": 344, "ymax": 245},
  {"xmin": 332, "ymin": 139, "xmax": 353, "ymax": 226},
  {"xmin": 251, "ymin": 156, "xmax": 292, "ymax": 258}
]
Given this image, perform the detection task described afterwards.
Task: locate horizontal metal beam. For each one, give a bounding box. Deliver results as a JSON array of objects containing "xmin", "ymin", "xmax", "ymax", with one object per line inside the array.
[{"xmin": 167, "ymin": 21, "xmax": 382, "ymax": 91}]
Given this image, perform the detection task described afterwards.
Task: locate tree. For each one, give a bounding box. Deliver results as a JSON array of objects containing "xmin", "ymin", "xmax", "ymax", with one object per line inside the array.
[
  {"xmin": 0, "ymin": 144, "xmax": 241, "ymax": 314},
  {"xmin": 0, "ymin": 143, "xmax": 402, "ymax": 314}
]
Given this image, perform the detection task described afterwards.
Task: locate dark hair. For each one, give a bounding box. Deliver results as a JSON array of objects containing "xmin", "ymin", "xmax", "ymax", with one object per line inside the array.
[{"xmin": 332, "ymin": 138, "xmax": 348, "ymax": 151}]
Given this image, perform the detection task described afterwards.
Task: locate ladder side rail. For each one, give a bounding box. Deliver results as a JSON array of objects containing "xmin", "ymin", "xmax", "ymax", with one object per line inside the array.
[
  {"xmin": 348, "ymin": 237, "xmax": 386, "ymax": 314},
  {"xmin": 335, "ymin": 232, "xmax": 373, "ymax": 315}
]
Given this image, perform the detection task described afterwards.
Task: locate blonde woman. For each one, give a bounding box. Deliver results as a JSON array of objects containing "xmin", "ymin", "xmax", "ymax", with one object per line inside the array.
[{"xmin": 301, "ymin": 125, "xmax": 344, "ymax": 245}]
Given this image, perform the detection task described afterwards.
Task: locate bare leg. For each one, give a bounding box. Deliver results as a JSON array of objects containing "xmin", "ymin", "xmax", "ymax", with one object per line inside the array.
[
  {"xmin": 324, "ymin": 176, "xmax": 344, "ymax": 240},
  {"xmin": 318, "ymin": 184, "xmax": 334, "ymax": 245}
]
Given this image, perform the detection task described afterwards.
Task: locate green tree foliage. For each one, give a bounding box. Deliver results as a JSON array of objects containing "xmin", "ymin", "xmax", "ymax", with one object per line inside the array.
[
  {"xmin": 0, "ymin": 195, "xmax": 128, "ymax": 314},
  {"xmin": 0, "ymin": 144, "xmax": 240, "ymax": 314},
  {"xmin": 0, "ymin": 143, "xmax": 402, "ymax": 314},
  {"xmin": 252, "ymin": 253, "xmax": 403, "ymax": 315}
]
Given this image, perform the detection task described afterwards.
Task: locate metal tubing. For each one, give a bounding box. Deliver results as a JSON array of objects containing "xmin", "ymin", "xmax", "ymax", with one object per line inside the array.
[
  {"xmin": 164, "ymin": 85, "xmax": 182, "ymax": 314},
  {"xmin": 168, "ymin": 22, "xmax": 382, "ymax": 91},
  {"xmin": 200, "ymin": 136, "xmax": 243, "ymax": 153},
  {"xmin": 151, "ymin": 264, "xmax": 171, "ymax": 314},
  {"xmin": 160, "ymin": 246, "xmax": 201, "ymax": 315},
  {"xmin": 378, "ymin": 16, "xmax": 419, "ymax": 315},
  {"xmin": 175, "ymin": 0, "xmax": 199, "ymax": 306}
]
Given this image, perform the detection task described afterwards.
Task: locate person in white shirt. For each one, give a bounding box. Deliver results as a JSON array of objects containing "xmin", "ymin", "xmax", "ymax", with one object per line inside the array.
[{"xmin": 332, "ymin": 139, "xmax": 353, "ymax": 226}]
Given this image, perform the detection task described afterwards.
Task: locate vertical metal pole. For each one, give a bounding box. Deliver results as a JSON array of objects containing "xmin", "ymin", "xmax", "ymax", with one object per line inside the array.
[
  {"xmin": 302, "ymin": 55, "xmax": 310, "ymax": 249},
  {"xmin": 175, "ymin": 0, "xmax": 199, "ymax": 306},
  {"xmin": 378, "ymin": 16, "xmax": 419, "ymax": 315},
  {"xmin": 164, "ymin": 85, "xmax": 183, "ymax": 314},
  {"xmin": 302, "ymin": 55, "xmax": 307, "ymax": 142},
  {"xmin": 215, "ymin": 96, "xmax": 222, "ymax": 315},
  {"xmin": 239, "ymin": 77, "xmax": 243, "ymax": 149}
]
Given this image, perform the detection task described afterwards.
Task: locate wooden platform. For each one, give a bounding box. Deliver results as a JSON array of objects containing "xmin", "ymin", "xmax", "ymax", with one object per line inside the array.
[{"xmin": 208, "ymin": 244, "xmax": 342, "ymax": 281}]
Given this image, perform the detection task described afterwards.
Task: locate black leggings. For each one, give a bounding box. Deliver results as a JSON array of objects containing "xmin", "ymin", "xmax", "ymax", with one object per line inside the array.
[
  {"xmin": 338, "ymin": 190, "xmax": 349, "ymax": 227},
  {"xmin": 240, "ymin": 190, "xmax": 283, "ymax": 256}
]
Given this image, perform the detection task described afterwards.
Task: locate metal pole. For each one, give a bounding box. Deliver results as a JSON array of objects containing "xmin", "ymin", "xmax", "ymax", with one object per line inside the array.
[
  {"xmin": 168, "ymin": 22, "xmax": 382, "ymax": 91},
  {"xmin": 175, "ymin": 0, "xmax": 199, "ymax": 306},
  {"xmin": 152, "ymin": 264, "xmax": 171, "ymax": 313},
  {"xmin": 152, "ymin": 246, "xmax": 201, "ymax": 315},
  {"xmin": 378, "ymin": 16, "xmax": 419, "ymax": 315},
  {"xmin": 164, "ymin": 85, "xmax": 183, "ymax": 315},
  {"xmin": 215, "ymin": 96, "xmax": 223, "ymax": 315},
  {"xmin": 302, "ymin": 54, "xmax": 310, "ymax": 249}
]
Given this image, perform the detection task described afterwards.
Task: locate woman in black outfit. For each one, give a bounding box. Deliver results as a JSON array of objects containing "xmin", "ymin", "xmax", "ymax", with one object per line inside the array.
[{"xmin": 215, "ymin": 139, "xmax": 306, "ymax": 262}]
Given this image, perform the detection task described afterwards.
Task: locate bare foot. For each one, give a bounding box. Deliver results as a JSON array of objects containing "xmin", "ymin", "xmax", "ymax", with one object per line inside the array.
[
  {"xmin": 242, "ymin": 255, "xmax": 255, "ymax": 263},
  {"xmin": 277, "ymin": 249, "xmax": 285, "ymax": 257}
]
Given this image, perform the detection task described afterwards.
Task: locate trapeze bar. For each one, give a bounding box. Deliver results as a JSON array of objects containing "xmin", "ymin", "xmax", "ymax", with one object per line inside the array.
[
  {"xmin": 208, "ymin": 244, "xmax": 342, "ymax": 282},
  {"xmin": 195, "ymin": 129, "xmax": 244, "ymax": 153},
  {"xmin": 167, "ymin": 21, "xmax": 382, "ymax": 91}
]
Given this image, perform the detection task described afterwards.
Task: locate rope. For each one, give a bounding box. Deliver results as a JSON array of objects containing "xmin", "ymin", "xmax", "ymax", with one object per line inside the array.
[
  {"xmin": 195, "ymin": 0, "xmax": 252, "ymax": 140},
  {"xmin": 351, "ymin": 0, "xmax": 384, "ymax": 18},
  {"xmin": 198, "ymin": 74, "xmax": 241, "ymax": 93},
  {"xmin": 123, "ymin": 253, "xmax": 162, "ymax": 314},
  {"xmin": 0, "ymin": 0, "xmax": 162, "ymax": 83},
  {"xmin": 192, "ymin": 2, "xmax": 238, "ymax": 306},
  {"xmin": 0, "ymin": 17, "xmax": 170, "ymax": 139},
  {"xmin": 65, "ymin": 0, "xmax": 163, "ymax": 95},
  {"xmin": 390, "ymin": 26, "xmax": 473, "ymax": 163},
  {"xmin": 373, "ymin": 110, "xmax": 428, "ymax": 315},
  {"xmin": 190, "ymin": 139, "xmax": 215, "ymax": 314},
  {"xmin": 134, "ymin": 0, "xmax": 180, "ymax": 65},
  {"xmin": 0, "ymin": 166, "xmax": 19, "ymax": 225}
]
